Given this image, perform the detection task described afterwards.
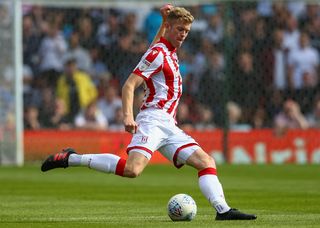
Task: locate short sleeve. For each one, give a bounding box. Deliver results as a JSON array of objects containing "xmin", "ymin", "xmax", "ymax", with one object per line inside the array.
[{"xmin": 133, "ymin": 47, "xmax": 164, "ymax": 79}]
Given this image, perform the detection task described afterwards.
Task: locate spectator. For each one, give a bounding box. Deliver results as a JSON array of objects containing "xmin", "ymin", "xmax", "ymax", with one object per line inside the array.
[
  {"xmin": 252, "ymin": 17, "xmax": 268, "ymax": 76},
  {"xmin": 96, "ymin": 9, "xmax": 120, "ymax": 49},
  {"xmin": 235, "ymin": 4, "xmax": 257, "ymax": 38},
  {"xmin": 28, "ymin": 5, "xmax": 47, "ymax": 35},
  {"xmin": 176, "ymin": 101, "xmax": 194, "ymax": 131},
  {"xmin": 202, "ymin": 12, "xmax": 223, "ymax": 46},
  {"xmin": 307, "ymin": 97, "xmax": 320, "ymax": 128},
  {"xmin": 38, "ymin": 20, "xmax": 68, "ymax": 87},
  {"xmin": 121, "ymin": 12, "xmax": 148, "ymax": 55},
  {"xmin": 108, "ymin": 107, "xmax": 125, "ymax": 131},
  {"xmin": 107, "ymin": 32, "xmax": 140, "ymax": 86},
  {"xmin": 22, "ymin": 15, "xmax": 41, "ymax": 74},
  {"xmin": 266, "ymin": 89, "xmax": 285, "ymax": 124},
  {"xmin": 23, "ymin": 64, "xmax": 35, "ymax": 106},
  {"xmin": 38, "ymin": 87, "xmax": 56, "ymax": 127},
  {"xmin": 194, "ymin": 104, "xmax": 216, "ymax": 131},
  {"xmin": 300, "ymin": 4, "xmax": 320, "ymax": 27},
  {"xmin": 177, "ymin": 47, "xmax": 193, "ymax": 82},
  {"xmin": 189, "ymin": 37, "xmax": 215, "ymax": 95},
  {"xmin": 232, "ymin": 51, "xmax": 262, "ymax": 123},
  {"xmin": 66, "ymin": 31, "xmax": 92, "ymax": 73},
  {"xmin": 78, "ymin": 16, "xmax": 96, "ymax": 49},
  {"xmin": 252, "ymin": 107, "xmax": 269, "ymax": 129},
  {"xmin": 47, "ymin": 98, "xmax": 72, "ymax": 130},
  {"xmin": 24, "ymin": 105, "xmax": 41, "ymax": 130},
  {"xmin": 271, "ymin": 2, "xmax": 290, "ymax": 29},
  {"xmin": 261, "ymin": 28, "xmax": 288, "ymax": 92},
  {"xmin": 304, "ymin": 11, "xmax": 320, "ymax": 53},
  {"xmin": 283, "ymin": 13, "xmax": 300, "ymax": 51},
  {"xmin": 56, "ymin": 57, "xmax": 98, "ymax": 122},
  {"xmin": 273, "ymin": 99, "xmax": 309, "ymax": 135},
  {"xmin": 287, "ymin": 32, "xmax": 319, "ymax": 112},
  {"xmin": 198, "ymin": 51, "xmax": 225, "ymax": 123},
  {"xmin": 97, "ymin": 85, "xmax": 122, "ymax": 123},
  {"xmin": 74, "ymin": 101, "xmax": 107, "ymax": 131},
  {"xmin": 227, "ymin": 101, "xmax": 251, "ymax": 131},
  {"xmin": 89, "ymin": 45, "xmax": 110, "ymax": 86}
]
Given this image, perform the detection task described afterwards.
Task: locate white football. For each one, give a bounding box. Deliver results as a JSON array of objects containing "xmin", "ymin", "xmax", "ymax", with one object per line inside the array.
[{"xmin": 167, "ymin": 193, "xmax": 197, "ymax": 221}]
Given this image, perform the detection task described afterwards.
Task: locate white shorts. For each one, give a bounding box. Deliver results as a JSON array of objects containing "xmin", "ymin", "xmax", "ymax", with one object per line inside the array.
[{"xmin": 126, "ymin": 109, "xmax": 200, "ymax": 168}]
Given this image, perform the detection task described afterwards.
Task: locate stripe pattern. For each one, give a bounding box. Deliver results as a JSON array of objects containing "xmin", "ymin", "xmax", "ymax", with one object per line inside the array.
[{"xmin": 133, "ymin": 37, "xmax": 182, "ymax": 119}]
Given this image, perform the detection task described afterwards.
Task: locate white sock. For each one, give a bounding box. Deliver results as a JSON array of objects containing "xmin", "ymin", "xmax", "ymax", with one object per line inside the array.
[
  {"xmin": 68, "ymin": 153, "xmax": 121, "ymax": 174},
  {"xmin": 199, "ymin": 172, "xmax": 231, "ymax": 213}
]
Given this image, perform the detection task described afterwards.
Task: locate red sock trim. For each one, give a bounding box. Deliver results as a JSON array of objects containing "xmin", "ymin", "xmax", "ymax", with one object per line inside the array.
[
  {"xmin": 115, "ymin": 158, "xmax": 126, "ymax": 176},
  {"xmin": 198, "ymin": 167, "xmax": 217, "ymax": 177}
]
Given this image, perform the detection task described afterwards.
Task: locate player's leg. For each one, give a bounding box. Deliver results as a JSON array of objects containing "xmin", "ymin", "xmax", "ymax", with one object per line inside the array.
[
  {"xmin": 160, "ymin": 125, "xmax": 257, "ymax": 220},
  {"xmin": 41, "ymin": 148, "xmax": 149, "ymax": 178},
  {"xmin": 185, "ymin": 148, "xmax": 231, "ymax": 214},
  {"xmin": 186, "ymin": 148, "xmax": 257, "ymax": 220},
  {"xmin": 123, "ymin": 151, "xmax": 149, "ymax": 178}
]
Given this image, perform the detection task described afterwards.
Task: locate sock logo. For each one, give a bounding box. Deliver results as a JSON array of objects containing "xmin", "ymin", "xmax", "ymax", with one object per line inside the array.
[
  {"xmin": 215, "ymin": 204, "xmax": 224, "ymax": 213},
  {"xmin": 88, "ymin": 158, "xmax": 92, "ymax": 168}
]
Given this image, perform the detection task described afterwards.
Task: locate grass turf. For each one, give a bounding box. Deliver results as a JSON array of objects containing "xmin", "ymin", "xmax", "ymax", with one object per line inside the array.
[{"xmin": 0, "ymin": 164, "xmax": 319, "ymax": 228}]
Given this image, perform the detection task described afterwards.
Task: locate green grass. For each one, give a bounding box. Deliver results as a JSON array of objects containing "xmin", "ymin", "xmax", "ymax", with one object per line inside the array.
[{"xmin": 0, "ymin": 164, "xmax": 319, "ymax": 228}]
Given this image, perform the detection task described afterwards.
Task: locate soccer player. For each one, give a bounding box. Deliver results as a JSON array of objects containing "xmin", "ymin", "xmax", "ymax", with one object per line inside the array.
[{"xmin": 41, "ymin": 4, "xmax": 257, "ymax": 221}]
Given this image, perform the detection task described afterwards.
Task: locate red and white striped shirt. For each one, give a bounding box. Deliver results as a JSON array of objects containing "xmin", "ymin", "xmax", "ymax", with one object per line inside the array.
[{"xmin": 133, "ymin": 37, "xmax": 182, "ymax": 119}]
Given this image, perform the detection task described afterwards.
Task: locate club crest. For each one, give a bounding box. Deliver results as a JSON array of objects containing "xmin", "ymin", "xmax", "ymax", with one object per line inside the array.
[{"xmin": 140, "ymin": 136, "xmax": 149, "ymax": 144}]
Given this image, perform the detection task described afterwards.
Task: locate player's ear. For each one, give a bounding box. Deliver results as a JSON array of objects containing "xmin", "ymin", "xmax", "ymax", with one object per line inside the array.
[{"xmin": 164, "ymin": 21, "xmax": 171, "ymax": 30}]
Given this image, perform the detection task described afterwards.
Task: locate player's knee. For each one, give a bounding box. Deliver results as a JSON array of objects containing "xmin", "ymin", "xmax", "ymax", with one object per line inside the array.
[
  {"xmin": 125, "ymin": 170, "xmax": 141, "ymax": 178},
  {"xmin": 187, "ymin": 151, "xmax": 216, "ymax": 170},
  {"xmin": 198, "ymin": 155, "xmax": 215, "ymax": 169},
  {"xmin": 124, "ymin": 165, "xmax": 143, "ymax": 178}
]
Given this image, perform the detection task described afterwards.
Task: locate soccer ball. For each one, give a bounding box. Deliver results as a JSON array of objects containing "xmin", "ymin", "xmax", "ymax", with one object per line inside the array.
[{"xmin": 167, "ymin": 193, "xmax": 197, "ymax": 221}]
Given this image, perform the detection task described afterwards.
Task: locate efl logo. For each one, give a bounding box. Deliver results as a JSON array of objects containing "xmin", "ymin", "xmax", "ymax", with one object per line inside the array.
[
  {"xmin": 138, "ymin": 59, "xmax": 151, "ymax": 71},
  {"xmin": 140, "ymin": 136, "xmax": 148, "ymax": 144}
]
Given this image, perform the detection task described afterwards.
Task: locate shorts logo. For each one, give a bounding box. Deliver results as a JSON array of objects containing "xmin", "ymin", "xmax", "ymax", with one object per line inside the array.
[
  {"xmin": 138, "ymin": 59, "xmax": 151, "ymax": 71},
  {"xmin": 140, "ymin": 136, "xmax": 149, "ymax": 144}
]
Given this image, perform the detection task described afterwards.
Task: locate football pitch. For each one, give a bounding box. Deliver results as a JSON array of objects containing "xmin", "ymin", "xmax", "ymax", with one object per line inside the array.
[{"xmin": 0, "ymin": 164, "xmax": 319, "ymax": 228}]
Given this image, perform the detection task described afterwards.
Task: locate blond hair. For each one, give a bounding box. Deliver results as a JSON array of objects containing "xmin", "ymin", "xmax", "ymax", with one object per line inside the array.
[{"xmin": 167, "ymin": 7, "xmax": 194, "ymax": 24}]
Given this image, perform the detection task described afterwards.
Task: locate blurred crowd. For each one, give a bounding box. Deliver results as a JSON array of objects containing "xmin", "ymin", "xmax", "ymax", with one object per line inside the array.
[{"xmin": 16, "ymin": 2, "xmax": 320, "ymax": 133}]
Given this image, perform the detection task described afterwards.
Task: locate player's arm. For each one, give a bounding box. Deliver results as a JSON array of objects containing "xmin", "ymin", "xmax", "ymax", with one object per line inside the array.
[
  {"xmin": 122, "ymin": 73, "xmax": 144, "ymax": 133},
  {"xmin": 149, "ymin": 3, "xmax": 173, "ymax": 47}
]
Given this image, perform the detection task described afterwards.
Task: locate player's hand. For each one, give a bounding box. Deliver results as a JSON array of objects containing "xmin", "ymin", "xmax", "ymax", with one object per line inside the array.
[
  {"xmin": 123, "ymin": 115, "xmax": 138, "ymax": 134},
  {"xmin": 160, "ymin": 3, "xmax": 173, "ymax": 21}
]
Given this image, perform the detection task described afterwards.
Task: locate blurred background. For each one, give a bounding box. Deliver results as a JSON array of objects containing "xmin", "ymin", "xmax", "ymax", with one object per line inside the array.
[{"xmin": 1, "ymin": 0, "xmax": 320, "ymax": 165}]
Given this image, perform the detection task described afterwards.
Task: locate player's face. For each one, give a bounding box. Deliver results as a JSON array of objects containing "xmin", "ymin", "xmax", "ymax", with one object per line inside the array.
[{"xmin": 166, "ymin": 20, "xmax": 191, "ymax": 48}]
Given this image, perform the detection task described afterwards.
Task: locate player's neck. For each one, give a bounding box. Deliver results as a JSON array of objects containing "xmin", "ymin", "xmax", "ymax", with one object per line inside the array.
[{"xmin": 161, "ymin": 36, "xmax": 176, "ymax": 51}]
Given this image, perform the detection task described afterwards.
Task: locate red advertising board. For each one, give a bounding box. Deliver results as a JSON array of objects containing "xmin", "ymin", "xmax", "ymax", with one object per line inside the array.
[{"xmin": 24, "ymin": 129, "xmax": 320, "ymax": 164}]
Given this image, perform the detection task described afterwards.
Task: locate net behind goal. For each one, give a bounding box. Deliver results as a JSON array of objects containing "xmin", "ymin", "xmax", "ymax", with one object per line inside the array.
[{"xmin": 0, "ymin": 0, "xmax": 23, "ymax": 165}]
